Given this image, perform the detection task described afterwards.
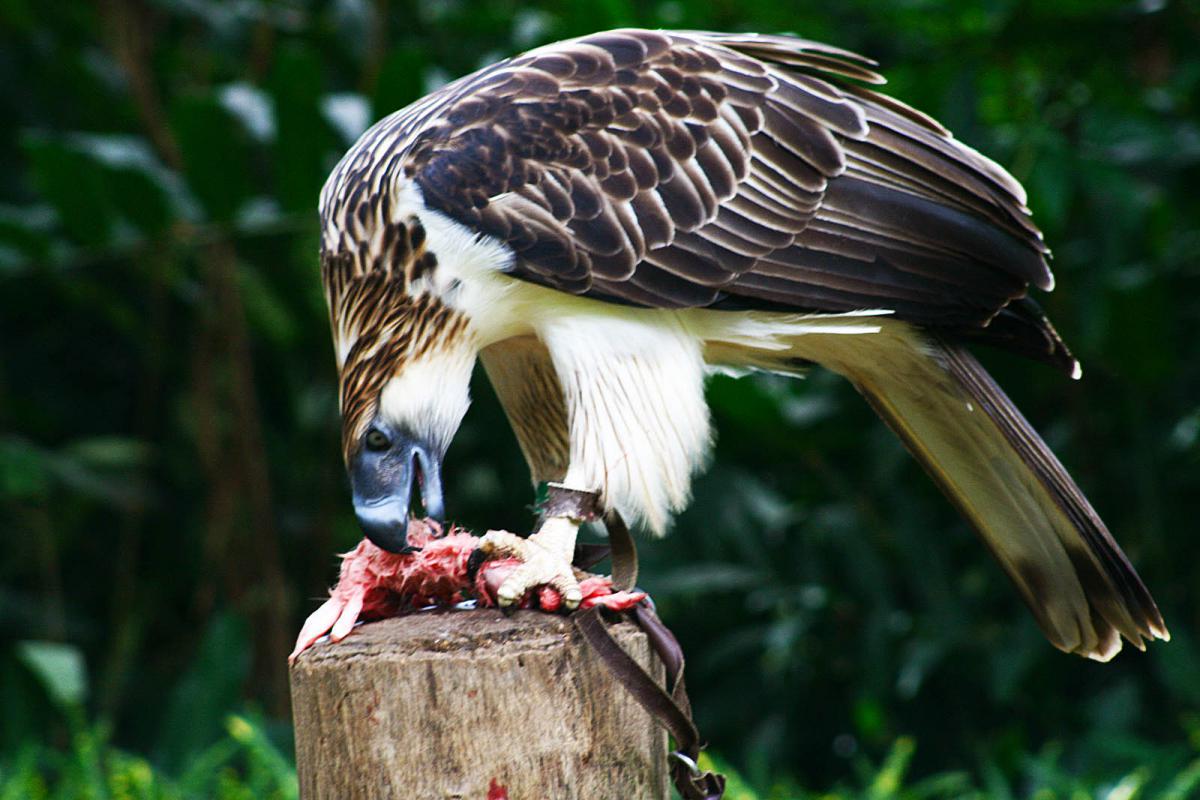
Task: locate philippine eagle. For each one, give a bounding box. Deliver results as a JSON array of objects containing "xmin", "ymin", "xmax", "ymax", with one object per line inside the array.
[{"xmin": 319, "ymin": 29, "xmax": 1167, "ymax": 660}]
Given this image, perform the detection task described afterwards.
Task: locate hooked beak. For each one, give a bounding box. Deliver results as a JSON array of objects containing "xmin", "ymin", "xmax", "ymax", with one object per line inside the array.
[{"xmin": 350, "ymin": 435, "xmax": 444, "ymax": 553}]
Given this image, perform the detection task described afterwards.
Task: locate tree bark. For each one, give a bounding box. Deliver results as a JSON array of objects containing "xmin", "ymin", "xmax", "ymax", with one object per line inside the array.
[{"xmin": 289, "ymin": 609, "xmax": 668, "ymax": 800}]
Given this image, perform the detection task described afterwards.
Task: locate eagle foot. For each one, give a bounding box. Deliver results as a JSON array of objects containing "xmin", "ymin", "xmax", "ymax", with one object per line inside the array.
[{"xmin": 477, "ymin": 522, "xmax": 582, "ymax": 611}]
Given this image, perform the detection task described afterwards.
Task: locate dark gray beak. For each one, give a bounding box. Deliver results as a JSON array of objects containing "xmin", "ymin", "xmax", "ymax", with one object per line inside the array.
[{"xmin": 350, "ymin": 431, "xmax": 444, "ymax": 553}]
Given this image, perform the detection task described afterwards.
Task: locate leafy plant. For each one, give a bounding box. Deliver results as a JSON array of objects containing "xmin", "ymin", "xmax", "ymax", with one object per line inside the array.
[{"xmin": 3, "ymin": 629, "xmax": 295, "ymax": 799}]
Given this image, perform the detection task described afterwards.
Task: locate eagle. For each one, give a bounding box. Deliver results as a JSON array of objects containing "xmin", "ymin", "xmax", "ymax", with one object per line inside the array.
[{"xmin": 319, "ymin": 28, "xmax": 1168, "ymax": 661}]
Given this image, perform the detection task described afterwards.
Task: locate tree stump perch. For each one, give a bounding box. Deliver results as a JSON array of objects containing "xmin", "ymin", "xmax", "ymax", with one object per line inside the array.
[{"xmin": 289, "ymin": 609, "xmax": 668, "ymax": 799}]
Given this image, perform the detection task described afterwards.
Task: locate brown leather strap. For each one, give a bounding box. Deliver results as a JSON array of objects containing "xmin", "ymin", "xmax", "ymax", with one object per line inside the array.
[
  {"xmin": 572, "ymin": 508, "xmax": 724, "ymax": 800},
  {"xmin": 539, "ymin": 493, "xmax": 723, "ymax": 798},
  {"xmin": 574, "ymin": 607, "xmax": 696, "ymax": 746},
  {"xmin": 603, "ymin": 509, "xmax": 638, "ymax": 592},
  {"xmin": 634, "ymin": 605, "xmax": 723, "ymax": 799},
  {"xmin": 574, "ymin": 607, "xmax": 724, "ymax": 799},
  {"xmin": 540, "ymin": 482, "xmax": 600, "ymax": 521}
]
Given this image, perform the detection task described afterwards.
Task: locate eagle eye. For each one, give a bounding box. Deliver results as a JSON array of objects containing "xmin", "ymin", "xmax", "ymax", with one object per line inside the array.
[{"xmin": 364, "ymin": 428, "xmax": 391, "ymax": 452}]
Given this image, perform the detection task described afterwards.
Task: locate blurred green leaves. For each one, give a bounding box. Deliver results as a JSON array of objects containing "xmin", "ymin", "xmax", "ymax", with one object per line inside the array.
[
  {"xmin": 696, "ymin": 737, "xmax": 1200, "ymax": 800},
  {"xmin": 267, "ymin": 44, "xmax": 337, "ymax": 214},
  {"xmin": 171, "ymin": 96, "xmax": 255, "ymax": 223},
  {"xmin": 0, "ymin": 710, "xmax": 298, "ymax": 800},
  {"xmin": 20, "ymin": 132, "xmax": 183, "ymax": 251},
  {"xmin": 16, "ymin": 642, "xmax": 88, "ymax": 711},
  {"xmin": 156, "ymin": 614, "xmax": 251, "ymax": 773},
  {"xmin": 0, "ymin": 435, "xmax": 150, "ymax": 510},
  {"xmin": 23, "ymin": 135, "xmax": 117, "ymax": 247}
]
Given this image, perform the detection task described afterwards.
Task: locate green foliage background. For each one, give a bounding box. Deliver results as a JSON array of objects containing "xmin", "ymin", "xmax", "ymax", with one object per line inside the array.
[{"xmin": 2, "ymin": 0, "xmax": 1199, "ymax": 796}]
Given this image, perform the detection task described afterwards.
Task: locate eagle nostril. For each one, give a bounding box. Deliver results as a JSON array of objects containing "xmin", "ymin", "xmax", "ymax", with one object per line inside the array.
[
  {"xmin": 414, "ymin": 447, "xmax": 445, "ymax": 523},
  {"xmin": 411, "ymin": 452, "xmax": 425, "ymax": 519}
]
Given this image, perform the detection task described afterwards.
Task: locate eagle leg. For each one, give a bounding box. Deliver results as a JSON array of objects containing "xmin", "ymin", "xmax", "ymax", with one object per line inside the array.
[{"xmin": 477, "ymin": 517, "xmax": 583, "ymax": 610}]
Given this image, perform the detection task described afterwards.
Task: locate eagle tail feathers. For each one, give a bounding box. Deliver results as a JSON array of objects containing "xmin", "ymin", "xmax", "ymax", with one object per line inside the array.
[{"xmin": 812, "ymin": 326, "xmax": 1167, "ymax": 660}]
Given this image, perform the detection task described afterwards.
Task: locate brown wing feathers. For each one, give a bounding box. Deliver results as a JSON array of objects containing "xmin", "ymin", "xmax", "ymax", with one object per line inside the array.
[{"xmin": 403, "ymin": 29, "xmax": 1070, "ymax": 371}]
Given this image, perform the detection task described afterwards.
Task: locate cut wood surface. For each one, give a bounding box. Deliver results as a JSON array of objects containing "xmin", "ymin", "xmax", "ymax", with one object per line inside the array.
[{"xmin": 289, "ymin": 609, "xmax": 667, "ymax": 800}]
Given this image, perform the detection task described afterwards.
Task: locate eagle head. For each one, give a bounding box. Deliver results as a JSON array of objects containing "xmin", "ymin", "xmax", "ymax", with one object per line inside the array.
[{"xmin": 322, "ymin": 215, "xmax": 477, "ymax": 552}]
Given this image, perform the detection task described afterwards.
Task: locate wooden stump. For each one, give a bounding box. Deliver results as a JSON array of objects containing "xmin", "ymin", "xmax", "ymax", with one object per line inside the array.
[{"xmin": 289, "ymin": 609, "xmax": 668, "ymax": 800}]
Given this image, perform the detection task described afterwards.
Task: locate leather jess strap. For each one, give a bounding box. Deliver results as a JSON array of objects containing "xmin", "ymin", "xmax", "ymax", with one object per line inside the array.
[
  {"xmin": 542, "ymin": 484, "xmax": 724, "ymax": 798},
  {"xmin": 574, "ymin": 605, "xmax": 725, "ymax": 800},
  {"xmin": 601, "ymin": 509, "xmax": 638, "ymax": 593},
  {"xmin": 550, "ymin": 490, "xmax": 722, "ymax": 800}
]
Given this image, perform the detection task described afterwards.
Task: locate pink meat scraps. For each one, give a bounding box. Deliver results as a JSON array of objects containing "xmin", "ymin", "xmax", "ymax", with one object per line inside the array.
[{"xmin": 290, "ymin": 519, "xmax": 646, "ymax": 661}]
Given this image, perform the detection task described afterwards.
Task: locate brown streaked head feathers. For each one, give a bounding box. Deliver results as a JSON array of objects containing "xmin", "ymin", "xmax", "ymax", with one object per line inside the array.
[
  {"xmin": 320, "ymin": 216, "xmax": 470, "ymax": 464},
  {"xmin": 321, "ymin": 214, "xmax": 440, "ymax": 313}
]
